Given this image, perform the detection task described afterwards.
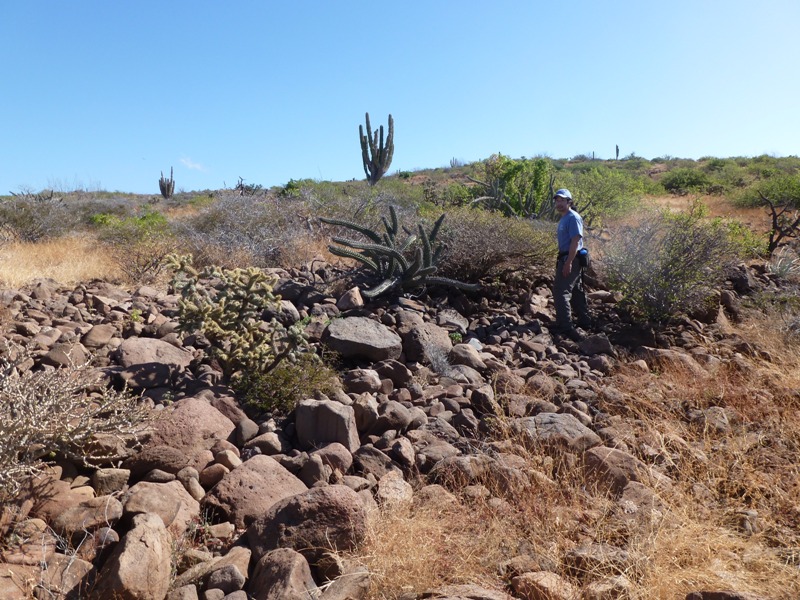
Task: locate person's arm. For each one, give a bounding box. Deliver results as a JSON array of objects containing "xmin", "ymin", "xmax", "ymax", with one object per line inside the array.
[{"xmin": 562, "ymin": 234, "xmax": 581, "ymax": 277}]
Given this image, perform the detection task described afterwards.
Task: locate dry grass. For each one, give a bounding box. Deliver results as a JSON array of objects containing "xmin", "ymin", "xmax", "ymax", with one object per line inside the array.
[
  {"xmin": 356, "ymin": 500, "xmax": 515, "ymax": 598},
  {"xmin": 353, "ymin": 325, "xmax": 800, "ymax": 600},
  {"xmin": 0, "ymin": 235, "xmax": 123, "ymax": 288}
]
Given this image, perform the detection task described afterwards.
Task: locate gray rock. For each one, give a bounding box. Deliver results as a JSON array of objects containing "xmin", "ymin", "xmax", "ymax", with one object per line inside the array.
[
  {"xmin": 295, "ymin": 399, "xmax": 361, "ymax": 453},
  {"xmin": 92, "ymin": 468, "xmax": 130, "ymax": 495},
  {"xmin": 322, "ymin": 316, "xmax": 402, "ymax": 361},
  {"xmin": 511, "ymin": 412, "xmax": 602, "ymax": 452},
  {"xmin": 206, "ymin": 564, "xmax": 246, "ymax": 595}
]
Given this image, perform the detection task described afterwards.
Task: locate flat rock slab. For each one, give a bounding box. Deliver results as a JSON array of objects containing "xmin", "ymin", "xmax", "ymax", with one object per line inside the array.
[{"xmin": 322, "ymin": 317, "xmax": 402, "ymax": 361}]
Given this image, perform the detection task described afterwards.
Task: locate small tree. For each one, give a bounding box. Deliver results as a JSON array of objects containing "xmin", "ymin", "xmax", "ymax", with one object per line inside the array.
[
  {"xmin": 761, "ymin": 192, "xmax": 800, "ymax": 256},
  {"xmin": 359, "ymin": 113, "xmax": 394, "ymax": 185}
]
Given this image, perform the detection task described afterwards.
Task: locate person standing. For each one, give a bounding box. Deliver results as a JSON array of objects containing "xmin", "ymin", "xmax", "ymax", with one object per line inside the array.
[{"xmin": 552, "ymin": 189, "xmax": 591, "ymax": 340}]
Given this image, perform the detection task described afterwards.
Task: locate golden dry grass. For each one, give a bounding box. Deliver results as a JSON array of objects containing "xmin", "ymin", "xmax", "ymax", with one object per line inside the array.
[
  {"xmin": 0, "ymin": 235, "xmax": 123, "ymax": 288},
  {"xmin": 354, "ymin": 321, "xmax": 800, "ymax": 599}
]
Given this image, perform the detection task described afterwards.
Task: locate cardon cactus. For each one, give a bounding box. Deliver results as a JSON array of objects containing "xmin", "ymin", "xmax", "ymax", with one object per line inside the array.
[
  {"xmin": 359, "ymin": 113, "xmax": 394, "ymax": 186},
  {"xmin": 159, "ymin": 167, "xmax": 175, "ymax": 199},
  {"xmin": 320, "ymin": 206, "xmax": 479, "ymax": 298}
]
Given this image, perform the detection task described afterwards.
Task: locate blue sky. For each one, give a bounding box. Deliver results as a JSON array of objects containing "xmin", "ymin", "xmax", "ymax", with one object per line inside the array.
[{"xmin": 1, "ymin": 1, "xmax": 798, "ymax": 194}]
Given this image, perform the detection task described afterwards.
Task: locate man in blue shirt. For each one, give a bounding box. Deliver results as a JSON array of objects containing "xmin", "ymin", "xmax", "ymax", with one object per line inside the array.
[{"xmin": 552, "ymin": 189, "xmax": 591, "ymax": 340}]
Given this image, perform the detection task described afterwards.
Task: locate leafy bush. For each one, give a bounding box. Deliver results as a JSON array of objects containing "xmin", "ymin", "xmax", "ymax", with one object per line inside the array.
[
  {"xmin": 734, "ymin": 173, "xmax": 800, "ymax": 209},
  {"xmin": 91, "ymin": 209, "xmax": 175, "ymax": 283},
  {"xmin": 560, "ymin": 165, "xmax": 652, "ymax": 223},
  {"xmin": 168, "ymin": 255, "xmax": 313, "ymax": 381},
  {"xmin": 236, "ymin": 352, "xmax": 340, "ymax": 414},
  {"xmin": 0, "ymin": 342, "xmax": 150, "ymax": 502},
  {"xmin": 660, "ymin": 168, "xmax": 711, "ymax": 194},
  {"xmin": 600, "ymin": 207, "xmax": 737, "ymax": 323},
  {"xmin": 469, "ymin": 154, "xmax": 553, "ymax": 218},
  {"xmin": 435, "ymin": 206, "xmax": 556, "ymax": 281}
]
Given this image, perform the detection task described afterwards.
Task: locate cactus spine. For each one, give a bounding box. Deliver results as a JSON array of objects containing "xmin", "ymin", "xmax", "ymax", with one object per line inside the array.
[
  {"xmin": 159, "ymin": 167, "xmax": 175, "ymax": 199},
  {"xmin": 359, "ymin": 113, "xmax": 394, "ymax": 186}
]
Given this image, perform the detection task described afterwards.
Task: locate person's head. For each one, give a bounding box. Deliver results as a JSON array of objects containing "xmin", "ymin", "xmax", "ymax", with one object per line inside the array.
[{"xmin": 554, "ymin": 189, "xmax": 573, "ymax": 214}]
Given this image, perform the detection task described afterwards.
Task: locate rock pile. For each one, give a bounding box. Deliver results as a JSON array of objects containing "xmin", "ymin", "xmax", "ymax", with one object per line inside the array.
[{"xmin": 0, "ymin": 263, "xmax": 778, "ymax": 600}]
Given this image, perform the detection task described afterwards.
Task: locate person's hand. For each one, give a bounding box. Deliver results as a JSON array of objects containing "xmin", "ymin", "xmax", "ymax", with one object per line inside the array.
[{"xmin": 562, "ymin": 261, "xmax": 571, "ymax": 277}]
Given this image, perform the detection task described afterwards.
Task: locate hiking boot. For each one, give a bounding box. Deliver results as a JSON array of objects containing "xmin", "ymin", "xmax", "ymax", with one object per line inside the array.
[
  {"xmin": 576, "ymin": 317, "xmax": 592, "ymax": 330},
  {"xmin": 551, "ymin": 326, "xmax": 585, "ymax": 342}
]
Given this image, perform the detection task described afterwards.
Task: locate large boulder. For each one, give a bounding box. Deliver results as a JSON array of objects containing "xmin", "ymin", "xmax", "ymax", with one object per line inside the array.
[
  {"xmin": 247, "ymin": 548, "xmax": 317, "ymax": 600},
  {"xmin": 90, "ymin": 513, "xmax": 173, "ymax": 600},
  {"xmin": 584, "ymin": 445, "xmax": 673, "ymax": 495},
  {"xmin": 295, "ymin": 399, "xmax": 361, "ymax": 454},
  {"xmin": 122, "ymin": 480, "xmax": 201, "ymax": 538},
  {"xmin": 202, "ymin": 455, "xmax": 307, "ymax": 528},
  {"xmin": 115, "ymin": 337, "xmax": 194, "ymax": 369},
  {"xmin": 247, "ymin": 485, "xmax": 368, "ymax": 564},
  {"xmin": 322, "ymin": 316, "xmax": 402, "ymax": 361},
  {"xmin": 131, "ymin": 397, "xmax": 236, "ymax": 473},
  {"xmin": 511, "ymin": 412, "xmax": 602, "ymax": 452}
]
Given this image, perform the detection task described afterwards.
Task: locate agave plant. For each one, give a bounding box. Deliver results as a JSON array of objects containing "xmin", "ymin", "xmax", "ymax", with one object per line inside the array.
[{"xmin": 320, "ymin": 206, "xmax": 479, "ymax": 298}]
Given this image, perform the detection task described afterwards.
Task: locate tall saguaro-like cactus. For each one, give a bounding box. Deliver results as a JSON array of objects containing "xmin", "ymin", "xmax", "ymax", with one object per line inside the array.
[
  {"xmin": 159, "ymin": 167, "xmax": 175, "ymax": 200},
  {"xmin": 359, "ymin": 113, "xmax": 394, "ymax": 185}
]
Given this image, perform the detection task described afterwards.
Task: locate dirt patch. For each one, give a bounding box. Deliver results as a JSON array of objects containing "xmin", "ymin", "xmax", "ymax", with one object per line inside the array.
[{"xmin": 647, "ymin": 194, "xmax": 771, "ymax": 233}]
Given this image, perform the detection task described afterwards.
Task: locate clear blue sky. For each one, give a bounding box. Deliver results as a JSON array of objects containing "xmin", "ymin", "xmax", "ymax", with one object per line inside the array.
[{"xmin": 2, "ymin": 1, "xmax": 798, "ymax": 195}]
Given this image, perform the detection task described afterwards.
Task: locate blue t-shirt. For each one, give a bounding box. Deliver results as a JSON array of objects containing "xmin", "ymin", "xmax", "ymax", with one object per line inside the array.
[{"xmin": 557, "ymin": 209, "xmax": 584, "ymax": 253}]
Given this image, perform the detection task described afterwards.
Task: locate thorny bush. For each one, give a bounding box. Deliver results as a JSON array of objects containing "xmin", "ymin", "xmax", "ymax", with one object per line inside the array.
[
  {"xmin": 600, "ymin": 206, "xmax": 738, "ymax": 323},
  {"xmin": 0, "ymin": 342, "xmax": 151, "ymax": 502}
]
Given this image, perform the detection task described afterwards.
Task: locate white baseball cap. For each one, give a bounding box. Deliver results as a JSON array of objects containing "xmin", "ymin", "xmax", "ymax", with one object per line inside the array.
[{"xmin": 554, "ymin": 189, "xmax": 573, "ymax": 200}]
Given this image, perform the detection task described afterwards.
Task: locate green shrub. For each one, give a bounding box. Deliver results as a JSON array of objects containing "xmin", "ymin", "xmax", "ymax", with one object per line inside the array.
[
  {"xmin": 236, "ymin": 352, "xmax": 341, "ymax": 414},
  {"xmin": 600, "ymin": 207, "xmax": 736, "ymax": 323},
  {"xmin": 560, "ymin": 166, "xmax": 651, "ymax": 223},
  {"xmin": 710, "ymin": 217, "xmax": 767, "ymax": 259},
  {"xmin": 734, "ymin": 173, "xmax": 800, "ymax": 209},
  {"xmin": 660, "ymin": 168, "xmax": 711, "ymax": 194},
  {"xmin": 470, "ymin": 154, "xmax": 553, "ymax": 218}
]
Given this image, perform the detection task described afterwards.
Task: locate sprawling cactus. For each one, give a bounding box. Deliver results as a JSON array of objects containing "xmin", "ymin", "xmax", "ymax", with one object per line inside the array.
[
  {"xmin": 167, "ymin": 255, "xmax": 310, "ymax": 379},
  {"xmin": 159, "ymin": 167, "xmax": 175, "ymax": 200},
  {"xmin": 359, "ymin": 113, "xmax": 394, "ymax": 186},
  {"xmin": 321, "ymin": 206, "xmax": 479, "ymax": 298}
]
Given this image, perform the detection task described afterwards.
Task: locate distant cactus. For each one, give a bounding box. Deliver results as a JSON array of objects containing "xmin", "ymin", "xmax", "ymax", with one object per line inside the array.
[
  {"xmin": 159, "ymin": 167, "xmax": 175, "ymax": 199},
  {"xmin": 359, "ymin": 113, "xmax": 394, "ymax": 186},
  {"xmin": 321, "ymin": 206, "xmax": 479, "ymax": 298},
  {"xmin": 167, "ymin": 255, "xmax": 311, "ymax": 379}
]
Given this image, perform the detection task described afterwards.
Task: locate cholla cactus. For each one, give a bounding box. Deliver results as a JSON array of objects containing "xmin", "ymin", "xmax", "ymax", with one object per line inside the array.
[
  {"xmin": 321, "ymin": 206, "xmax": 479, "ymax": 298},
  {"xmin": 167, "ymin": 255, "xmax": 310, "ymax": 379}
]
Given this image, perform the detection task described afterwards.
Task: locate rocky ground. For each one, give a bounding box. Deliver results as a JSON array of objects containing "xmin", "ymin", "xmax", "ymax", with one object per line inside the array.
[{"xmin": 0, "ymin": 259, "xmax": 796, "ymax": 600}]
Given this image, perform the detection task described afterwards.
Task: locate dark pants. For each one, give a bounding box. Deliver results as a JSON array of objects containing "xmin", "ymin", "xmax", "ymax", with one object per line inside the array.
[{"xmin": 553, "ymin": 255, "xmax": 589, "ymax": 330}]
